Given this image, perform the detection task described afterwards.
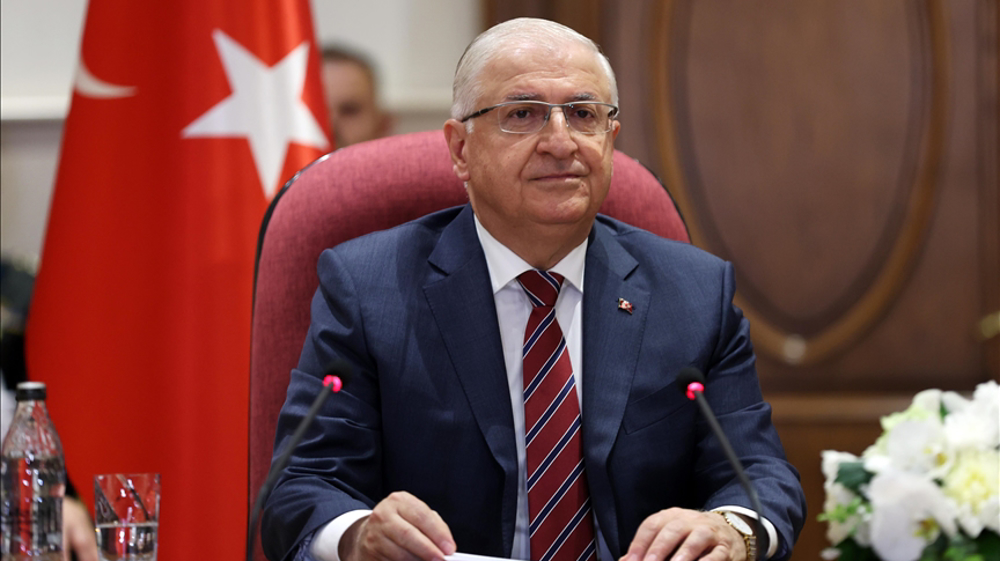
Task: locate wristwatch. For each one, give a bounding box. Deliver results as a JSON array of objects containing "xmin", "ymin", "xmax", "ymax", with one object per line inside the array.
[{"xmin": 717, "ymin": 511, "xmax": 758, "ymax": 561}]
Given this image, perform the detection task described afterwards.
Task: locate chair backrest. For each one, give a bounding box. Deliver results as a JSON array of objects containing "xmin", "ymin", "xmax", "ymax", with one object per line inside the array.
[{"xmin": 248, "ymin": 129, "xmax": 689, "ymax": 544}]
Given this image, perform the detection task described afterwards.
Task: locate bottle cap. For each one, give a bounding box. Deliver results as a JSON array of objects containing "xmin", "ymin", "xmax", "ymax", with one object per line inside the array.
[{"xmin": 15, "ymin": 381, "xmax": 46, "ymax": 401}]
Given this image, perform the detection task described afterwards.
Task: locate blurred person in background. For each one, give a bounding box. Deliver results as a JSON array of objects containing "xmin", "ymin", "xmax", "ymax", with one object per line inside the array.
[
  {"xmin": 321, "ymin": 45, "xmax": 393, "ymax": 147},
  {"xmin": 1, "ymin": 256, "xmax": 100, "ymax": 561}
]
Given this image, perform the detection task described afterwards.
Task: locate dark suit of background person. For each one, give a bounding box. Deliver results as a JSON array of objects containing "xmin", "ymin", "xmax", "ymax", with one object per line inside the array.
[{"xmin": 261, "ymin": 18, "xmax": 805, "ymax": 561}]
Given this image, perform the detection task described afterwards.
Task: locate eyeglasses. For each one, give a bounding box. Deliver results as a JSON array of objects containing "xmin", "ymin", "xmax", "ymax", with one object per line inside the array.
[{"xmin": 459, "ymin": 101, "xmax": 619, "ymax": 135}]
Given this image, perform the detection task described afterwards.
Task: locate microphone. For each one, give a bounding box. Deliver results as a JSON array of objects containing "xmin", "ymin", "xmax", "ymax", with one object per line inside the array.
[
  {"xmin": 677, "ymin": 367, "xmax": 766, "ymax": 558},
  {"xmin": 246, "ymin": 361, "xmax": 351, "ymax": 561}
]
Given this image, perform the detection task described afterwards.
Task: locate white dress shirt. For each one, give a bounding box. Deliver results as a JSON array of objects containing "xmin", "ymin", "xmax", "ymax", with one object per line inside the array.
[{"xmin": 309, "ymin": 216, "xmax": 777, "ymax": 561}]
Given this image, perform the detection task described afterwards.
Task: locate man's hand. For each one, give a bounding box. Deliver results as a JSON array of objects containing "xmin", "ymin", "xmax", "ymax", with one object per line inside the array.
[
  {"xmin": 341, "ymin": 492, "xmax": 457, "ymax": 561},
  {"xmin": 63, "ymin": 497, "xmax": 100, "ymax": 561},
  {"xmin": 620, "ymin": 508, "xmax": 745, "ymax": 561}
]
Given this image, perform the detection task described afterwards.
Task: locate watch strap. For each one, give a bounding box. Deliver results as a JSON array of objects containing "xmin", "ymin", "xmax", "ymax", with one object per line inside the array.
[{"xmin": 716, "ymin": 511, "xmax": 758, "ymax": 561}]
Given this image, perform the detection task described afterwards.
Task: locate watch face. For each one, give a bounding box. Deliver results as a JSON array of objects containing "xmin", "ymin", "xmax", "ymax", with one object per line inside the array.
[{"xmin": 724, "ymin": 512, "xmax": 753, "ymax": 535}]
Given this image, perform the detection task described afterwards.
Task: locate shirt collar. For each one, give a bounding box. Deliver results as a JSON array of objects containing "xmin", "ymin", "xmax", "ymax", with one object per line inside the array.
[{"xmin": 473, "ymin": 213, "xmax": 588, "ymax": 295}]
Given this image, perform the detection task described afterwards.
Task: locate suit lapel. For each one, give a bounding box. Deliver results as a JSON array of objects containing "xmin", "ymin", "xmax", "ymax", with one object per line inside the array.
[
  {"xmin": 582, "ymin": 220, "xmax": 649, "ymax": 557},
  {"xmin": 422, "ymin": 205, "xmax": 519, "ymax": 556}
]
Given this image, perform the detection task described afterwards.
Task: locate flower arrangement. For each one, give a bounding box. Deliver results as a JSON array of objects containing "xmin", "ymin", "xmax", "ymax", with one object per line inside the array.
[{"xmin": 820, "ymin": 380, "xmax": 999, "ymax": 561}]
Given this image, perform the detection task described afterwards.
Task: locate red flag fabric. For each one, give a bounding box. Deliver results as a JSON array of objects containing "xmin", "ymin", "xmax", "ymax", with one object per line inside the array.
[{"xmin": 25, "ymin": 1, "xmax": 330, "ymax": 558}]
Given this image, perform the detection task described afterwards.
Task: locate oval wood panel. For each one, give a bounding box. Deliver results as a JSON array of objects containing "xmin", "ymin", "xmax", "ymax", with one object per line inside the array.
[{"xmin": 651, "ymin": 0, "xmax": 949, "ymax": 365}]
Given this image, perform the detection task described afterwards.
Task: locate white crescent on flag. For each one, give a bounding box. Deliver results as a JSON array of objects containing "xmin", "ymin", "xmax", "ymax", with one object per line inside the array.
[
  {"xmin": 182, "ymin": 29, "xmax": 329, "ymax": 198},
  {"xmin": 74, "ymin": 61, "xmax": 138, "ymax": 98}
]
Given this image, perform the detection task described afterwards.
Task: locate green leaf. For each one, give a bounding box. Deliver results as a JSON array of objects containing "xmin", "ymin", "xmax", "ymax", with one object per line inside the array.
[
  {"xmin": 942, "ymin": 542, "xmax": 973, "ymax": 561},
  {"xmin": 974, "ymin": 531, "xmax": 1000, "ymax": 561},
  {"xmin": 818, "ymin": 496, "xmax": 867, "ymax": 524},
  {"xmin": 925, "ymin": 531, "xmax": 1000, "ymax": 561},
  {"xmin": 836, "ymin": 462, "xmax": 874, "ymax": 495},
  {"xmin": 919, "ymin": 534, "xmax": 948, "ymax": 561},
  {"xmin": 836, "ymin": 538, "xmax": 879, "ymax": 561}
]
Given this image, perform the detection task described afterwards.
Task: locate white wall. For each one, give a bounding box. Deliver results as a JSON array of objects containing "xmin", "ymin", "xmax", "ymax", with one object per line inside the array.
[{"xmin": 0, "ymin": 0, "xmax": 480, "ymax": 261}]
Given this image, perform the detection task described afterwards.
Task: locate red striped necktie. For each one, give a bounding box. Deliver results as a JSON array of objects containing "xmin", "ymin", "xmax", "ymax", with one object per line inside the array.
[{"xmin": 517, "ymin": 270, "xmax": 597, "ymax": 561}]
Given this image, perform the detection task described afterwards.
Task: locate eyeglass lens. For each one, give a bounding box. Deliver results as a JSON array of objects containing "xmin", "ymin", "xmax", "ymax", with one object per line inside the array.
[{"xmin": 497, "ymin": 103, "xmax": 613, "ymax": 134}]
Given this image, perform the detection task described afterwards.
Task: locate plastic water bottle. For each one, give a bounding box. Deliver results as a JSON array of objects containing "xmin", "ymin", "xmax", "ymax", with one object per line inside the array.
[{"xmin": 1, "ymin": 381, "xmax": 65, "ymax": 561}]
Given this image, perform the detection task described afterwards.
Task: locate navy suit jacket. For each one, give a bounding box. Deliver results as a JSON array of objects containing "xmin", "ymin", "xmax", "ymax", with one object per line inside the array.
[{"xmin": 261, "ymin": 205, "xmax": 805, "ymax": 561}]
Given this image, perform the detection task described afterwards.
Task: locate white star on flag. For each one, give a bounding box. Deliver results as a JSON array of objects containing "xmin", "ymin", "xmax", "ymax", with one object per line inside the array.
[{"xmin": 183, "ymin": 29, "xmax": 329, "ymax": 198}]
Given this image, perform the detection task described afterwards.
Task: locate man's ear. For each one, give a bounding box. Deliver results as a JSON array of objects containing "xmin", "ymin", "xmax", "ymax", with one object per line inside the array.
[{"xmin": 443, "ymin": 119, "xmax": 471, "ymax": 182}]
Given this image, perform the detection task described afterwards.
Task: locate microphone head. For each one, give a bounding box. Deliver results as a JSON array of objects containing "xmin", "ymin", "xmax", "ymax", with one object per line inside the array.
[
  {"xmin": 677, "ymin": 367, "xmax": 706, "ymax": 400},
  {"xmin": 677, "ymin": 367, "xmax": 705, "ymax": 387},
  {"xmin": 322, "ymin": 360, "xmax": 353, "ymax": 392}
]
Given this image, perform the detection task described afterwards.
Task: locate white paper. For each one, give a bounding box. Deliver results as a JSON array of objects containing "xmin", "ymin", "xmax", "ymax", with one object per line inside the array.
[{"xmin": 446, "ymin": 552, "xmax": 526, "ymax": 561}]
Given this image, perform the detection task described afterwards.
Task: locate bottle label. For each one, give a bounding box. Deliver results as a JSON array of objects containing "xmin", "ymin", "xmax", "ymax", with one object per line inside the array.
[{"xmin": 1, "ymin": 458, "xmax": 64, "ymax": 556}]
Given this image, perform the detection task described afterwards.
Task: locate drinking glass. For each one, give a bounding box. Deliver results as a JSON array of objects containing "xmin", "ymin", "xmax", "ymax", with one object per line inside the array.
[{"xmin": 93, "ymin": 473, "xmax": 160, "ymax": 561}]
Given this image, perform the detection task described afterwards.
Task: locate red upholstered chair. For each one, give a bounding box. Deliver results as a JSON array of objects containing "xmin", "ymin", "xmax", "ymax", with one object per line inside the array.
[{"xmin": 248, "ymin": 130, "xmax": 689, "ymax": 556}]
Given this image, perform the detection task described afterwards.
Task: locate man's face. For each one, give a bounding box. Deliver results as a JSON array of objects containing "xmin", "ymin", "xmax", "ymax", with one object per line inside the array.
[
  {"xmin": 445, "ymin": 42, "xmax": 619, "ymax": 246},
  {"xmin": 321, "ymin": 59, "xmax": 388, "ymax": 147}
]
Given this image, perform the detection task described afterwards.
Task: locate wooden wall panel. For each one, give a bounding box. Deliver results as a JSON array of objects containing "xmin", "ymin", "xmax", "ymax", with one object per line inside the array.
[
  {"xmin": 482, "ymin": 0, "xmax": 604, "ymax": 43},
  {"xmin": 481, "ymin": 1, "xmax": 999, "ymax": 559},
  {"xmin": 977, "ymin": 0, "xmax": 1000, "ymax": 374},
  {"xmin": 656, "ymin": 1, "xmax": 946, "ymax": 368},
  {"xmin": 647, "ymin": 0, "xmax": 998, "ymax": 388}
]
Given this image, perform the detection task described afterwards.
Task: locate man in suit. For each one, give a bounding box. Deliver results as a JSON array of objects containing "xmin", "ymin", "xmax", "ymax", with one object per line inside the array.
[{"xmin": 262, "ymin": 18, "xmax": 805, "ymax": 561}]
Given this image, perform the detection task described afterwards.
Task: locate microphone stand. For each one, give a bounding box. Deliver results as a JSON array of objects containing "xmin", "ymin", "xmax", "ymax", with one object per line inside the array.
[
  {"xmin": 680, "ymin": 367, "xmax": 766, "ymax": 558},
  {"xmin": 246, "ymin": 366, "xmax": 347, "ymax": 561}
]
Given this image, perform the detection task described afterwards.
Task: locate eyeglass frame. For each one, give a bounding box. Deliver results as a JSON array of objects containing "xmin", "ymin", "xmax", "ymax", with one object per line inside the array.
[{"xmin": 458, "ymin": 100, "xmax": 620, "ymax": 135}]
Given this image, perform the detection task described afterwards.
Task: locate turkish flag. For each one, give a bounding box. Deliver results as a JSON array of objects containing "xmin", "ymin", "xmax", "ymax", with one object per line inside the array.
[{"xmin": 25, "ymin": 1, "xmax": 330, "ymax": 559}]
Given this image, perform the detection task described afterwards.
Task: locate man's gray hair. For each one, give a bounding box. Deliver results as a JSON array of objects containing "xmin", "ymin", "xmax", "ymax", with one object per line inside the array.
[{"xmin": 451, "ymin": 18, "xmax": 619, "ymax": 122}]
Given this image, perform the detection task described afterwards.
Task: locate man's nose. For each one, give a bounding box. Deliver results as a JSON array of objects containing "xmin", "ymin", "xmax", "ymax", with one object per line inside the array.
[
  {"xmin": 545, "ymin": 107, "xmax": 570, "ymax": 130},
  {"xmin": 537, "ymin": 107, "xmax": 578, "ymax": 154}
]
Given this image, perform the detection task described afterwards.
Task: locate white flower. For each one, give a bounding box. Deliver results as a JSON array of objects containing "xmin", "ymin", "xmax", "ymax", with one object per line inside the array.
[
  {"xmin": 867, "ymin": 469, "xmax": 957, "ymax": 561},
  {"xmin": 942, "ymin": 381, "xmax": 1000, "ymax": 450},
  {"xmin": 881, "ymin": 389, "xmax": 942, "ymax": 432},
  {"xmin": 822, "ymin": 482, "xmax": 870, "ymax": 545},
  {"xmin": 820, "ymin": 547, "xmax": 842, "ymax": 560},
  {"xmin": 865, "ymin": 390, "xmax": 945, "ymax": 472},
  {"xmin": 941, "ymin": 448, "xmax": 1000, "ymax": 537},
  {"xmin": 821, "ymin": 381, "xmax": 1000, "ymax": 560},
  {"xmin": 823, "ymin": 450, "xmax": 860, "ymax": 482},
  {"xmin": 821, "ymin": 451, "xmax": 872, "ymax": 546},
  {"xmin": 941, "ymin": 389, "xmax": 970, "ymax": 416},
  {"xmin": 971, "ymin": 379, "xmax": 1000, "ymax": 410},
  {"xmin": 863, "ymin": 419, "xmax": 950, "ymax": 478}
]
